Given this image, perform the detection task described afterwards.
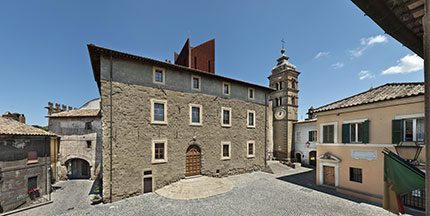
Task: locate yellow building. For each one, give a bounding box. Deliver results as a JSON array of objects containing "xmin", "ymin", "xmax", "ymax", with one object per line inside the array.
[{"xmin": 313, "ymin": 82, "xmax": 425, "ymax": 203}]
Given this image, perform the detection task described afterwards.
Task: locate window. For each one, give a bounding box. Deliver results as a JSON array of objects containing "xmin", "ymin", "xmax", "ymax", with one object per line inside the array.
[
  {"xmin": 350, "ymin": 123, "xmax": 362, "ymax": 143},
  {"xmin": 279, "ymin": 97, "xmax": 282, "ymax": 106},
  {"xmin": 247, "ymin": 110, "xmax": 256, "ymax": 128},
  {"xmin": 342, "ymin": 120, "xmax": 369, "ymax": 144},
  {"xmin": 296, "ymin": 131, "xmax": 302, "ymax": 142},
  {"xmin": 221, "ymin": 141, "xmax": 231, "ymax": 160},
  {"xmin": 275, "ymin": 98, "xmax": 279, "ymax": 107},
  {"xmin": 349, "ymin": 167, "xmax": 362, "ymax": 183},
  {"xmin": 153, "ymin": 67, "xmax": 165, "ymax": 84},
  {"xmin": 221, "ymin": 107, "xmax": 232, "ymax": 127},
  {"xmin": 86, "ymin": 141, "xmax": 92, "ymax": 148},
  {"xmin": 28, "ymin": 151, "xmax": 38, "ymax": 164},
  {"xmin": 152, "ymin": 139, "xmax": 168, "ymax": 163},
  {"xmin": 28, "ymin": 176, "xmax": 38, "ymax": 191},
  {"xmin": 150, "ymin": 99, "xmax": 168, "ymax": 124},
  {"xmin": 189, "ymin": 104, "xmax": 203, "ymax": 126},
  {"xmin": 392, "ymin": 117, "xmax": 425, "ymax": 144},
  {"xmin": 291, "ymin": 80, "xmax": 296, "ymax": 89},
  {"xmin": 191, "ymin": 75, "xmax": 201, "ymax": 90},
  {"xmin": 194, "ymin": 56, "xmax": 197, "ymax": 69},
  {"xmin": 323, "ymin": 125, "xmax": 334, "ymax": 143},
  {"xmin": 223, "ymin": 82, "xmax": 230, "ymax": 95},
  {"xmin": 291, "ymin": 96, "xmax": 295, "ymax": 105},
  {"xmin": 248, "ymin": 88, "xmax": 254, "ymax": 100},
  {"xmin": 247, "ymin": 141, "xmax": 255, "ymax": 158},
  {"xmin": 85, "ymin": 122, "xmax": 92, "ymax": 130},
  {"xmin": 309, "ymin": 130, "xmax": 317, "ymax": 142},
  {"xmin": 279, "ymin": 82, "xmax": 283, "ymax": 90}
]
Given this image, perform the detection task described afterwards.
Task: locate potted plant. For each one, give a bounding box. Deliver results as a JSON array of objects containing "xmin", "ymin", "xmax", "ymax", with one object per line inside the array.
[
  {"xmin": 28, "ymin": 188, "xmax": 40, "ymax": 200},
  {"xmin": 91, "ymin": 195, "xmax": 103, "ymax": 205}
]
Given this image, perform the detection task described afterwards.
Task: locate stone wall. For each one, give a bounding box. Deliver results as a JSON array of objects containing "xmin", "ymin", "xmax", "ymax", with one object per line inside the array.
[{"xmin": 101, "ymin": 80, "xmax": 268, "ymax": 202}]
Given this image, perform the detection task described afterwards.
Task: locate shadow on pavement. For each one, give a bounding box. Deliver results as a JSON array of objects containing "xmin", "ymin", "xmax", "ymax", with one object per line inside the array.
[{"xmin": 276, "ymin": 168, "xmax": 381, "ymax": 207}]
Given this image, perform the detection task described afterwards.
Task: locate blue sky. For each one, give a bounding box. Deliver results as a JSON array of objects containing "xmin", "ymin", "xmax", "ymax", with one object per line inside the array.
[{"xmin": 0, "ymin": 1, "xmax": 424, "ymax": 126}]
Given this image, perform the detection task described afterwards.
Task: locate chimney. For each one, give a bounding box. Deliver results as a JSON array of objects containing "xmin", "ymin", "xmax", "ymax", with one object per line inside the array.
[
  {"xmin": 306, "ymin": 106, "xmax": 315, "ymax": 120},
  {"xmin": 2, "ymin": 112, "xmax": 25, "ymax": 124}
]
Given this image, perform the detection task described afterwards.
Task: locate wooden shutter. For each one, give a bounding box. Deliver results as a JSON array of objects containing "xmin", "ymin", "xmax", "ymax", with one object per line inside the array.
[
  {"xmin": 392, "ymin": 119, "xmax": 403, "ymax": 144},
  {"xmin": 342, "ymin": 123, "xmax": 350, "ymax": 143},
  {"xmin": 362, "ymin": 120, "xmax": 370, "ymax": 144}
]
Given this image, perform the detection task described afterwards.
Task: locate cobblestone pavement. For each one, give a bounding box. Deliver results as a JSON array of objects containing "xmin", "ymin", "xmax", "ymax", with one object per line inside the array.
[{"xmin": 14, "ymin": 180, "xmax": 94, "ymax": 216}]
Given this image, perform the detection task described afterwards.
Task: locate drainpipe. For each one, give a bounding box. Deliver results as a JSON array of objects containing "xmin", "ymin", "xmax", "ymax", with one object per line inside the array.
[
  {"xmin": 109, "ymin": 54, "xmax": 113, "ymax": 203},
  {"xmin": 423, "ymin": 1, "xmax": 430, "ymax": 214},
  {"xmin": 264, "ymin": 93, "xmax": 267, "ymax": 168}
]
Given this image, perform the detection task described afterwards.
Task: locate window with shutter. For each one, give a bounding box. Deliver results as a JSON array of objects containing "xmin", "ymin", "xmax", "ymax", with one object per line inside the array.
[
  {"xmin": 392, "ymin": 119, "xmax": 403, "ymax": 144},
  {"xmin": 342, "ymin": 124, "xmax": 350, "ymax": 143},
  {"xmin": 362, "ymin": 120, "xmax": 369, "ymax": 143}
]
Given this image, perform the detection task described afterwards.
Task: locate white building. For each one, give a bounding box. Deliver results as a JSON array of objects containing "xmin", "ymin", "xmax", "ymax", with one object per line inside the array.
[{"xmin": 293, "ymin": 118, "xmax": 317, "ymax": 166}]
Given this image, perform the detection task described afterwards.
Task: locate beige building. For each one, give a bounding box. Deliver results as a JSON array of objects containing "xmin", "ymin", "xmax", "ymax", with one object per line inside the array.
[
  {"xmin": 313, "ymin": 82, "xmax": 425, "ymax": 203},
  {"xmin": 88, "ymin": 43, "xmax": 274, "ymax": 202}
]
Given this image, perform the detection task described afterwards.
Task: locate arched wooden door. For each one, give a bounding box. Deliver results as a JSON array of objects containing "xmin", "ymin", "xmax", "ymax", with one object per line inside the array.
[{"xmin": 186, "ymin": 145, "xmax": 201, "ymax": 177}]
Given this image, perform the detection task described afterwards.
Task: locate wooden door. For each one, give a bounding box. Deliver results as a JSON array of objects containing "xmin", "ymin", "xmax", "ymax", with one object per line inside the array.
[
  {"xmin": 144, "ymin": 177, "xmax": 152, "ymax": 193},
  {"xmin": 323, "ymin": 166, "xmax": 335, "ymax": 186},
  {"xmin": 186, "ymin": 145, "xmax": 201, "ymax": 177}
]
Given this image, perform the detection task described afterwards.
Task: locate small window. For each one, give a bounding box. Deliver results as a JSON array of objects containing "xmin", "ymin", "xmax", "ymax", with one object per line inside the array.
[
  {"xmin": 296, "ymin": 131, "xmax": 302, "ymax": 142},
  {"xmin": 247, "ymin": 141, "xmax": 255, "ymax": 158},
  {"xmin": 279, "ymin": 97, "xmax": 282, "ymax": 106},
  {"xmin": 86, "ymin": 141, "xmax": 92, "ymax": 148},
  {"xmin": 291, "ymin": 80, "xmax": 296, "ymax": 89},
  {"xmin": 323, "ymin": 125, "xmax": 335, "ymax": 143},
  {"xmin": 350, "ymin": 167, "xmax": 362, "ymax": 183},
  {"xmin": 309, "ymin": 131, "xmax": 317, "ymax": 142},
  {"xmin": 221, "ymin": 107, "xmax": 232, "ymax": 127},
  {"xmin": 291, "ymin": 96, "xmax": 296, "ymax": 106},
  {"xmin": 279, "ymin": 82, "xmax": 283, "ymax": 90},
  {"xmin": 191, "ymin": 75, "xmax": 201, "ymax": 90},
  {"xmin": 153, "ymin": 67, "xmax": 165, "ymax": 84},
  {"xmin": 275, "ymin": 98, "xmax": 279, "ymax": 107},
  {"xmin": 275, "ymin": 83, "xmax": 279, "ymax": 90},
  {"xmin": 248, "ymin": 88, "xmax": 254, "ymax": 99},
  {"xmin": 28, "ymin": 176, "xmax": 38, "ymax": 191},
  {"xmin": 85, "ymin": 122, "xmax": 92, "ymax": 130},
  {"xmin": 223, "ymin": 82, "xmax": 230, "ymax": 95},
  {"xmin": 189, "ymin": 104, "xmax": 203, "ymax": 126},
  {"xmin": 28, "ymin": 151, "xmax": 38, "ymax": 164},
  {"xmin": 247, "ymin": 110, "xmax": 256, "ymax": 128},
  {"xmin": 221, "ymin": 141, "xmax": 231, "ymax": 160},
  {"xmin": 151, "ymin": 99, "xmax": 168, "ymax": 124},
  {"xmin": 152, "ymin": 139, "xmax": 168, "ymax": 163}
]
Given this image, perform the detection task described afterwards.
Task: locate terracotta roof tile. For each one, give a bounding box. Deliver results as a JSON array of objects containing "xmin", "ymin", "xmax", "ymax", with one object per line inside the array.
[
  {"xmin": 0, "ymin": 117, "xmax": 56, "ymax": 136},
  {"xmin": 48, "ymin": 109, "xmax": 100, "ymax": 118},
  {"xmin": 314, "ymin": 82, "xmax": 424, "ymax": 113}
]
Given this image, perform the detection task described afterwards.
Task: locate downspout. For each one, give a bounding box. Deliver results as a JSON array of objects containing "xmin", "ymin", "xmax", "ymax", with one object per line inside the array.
[
  {"xmin": 423, "ymin": 1, "xmax": 430, "ymax": 214},
  {"xmin": 286, "ymin": 80, "xmax": 289, "ymax": 161},
  {"xmin": 44, "ymin": 137, "xmax": 48, "ymax": 197},
  {"xmin": 109, "ymin": 54, "xmax": 113, "ymax": 203},
  {"xmin": 264, "ymin": 92, "xmax": 267, "ymax": 168}
]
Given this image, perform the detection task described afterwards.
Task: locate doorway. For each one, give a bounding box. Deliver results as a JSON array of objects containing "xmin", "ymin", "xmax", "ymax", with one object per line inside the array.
[
  {"xmin": 68, "ymin": 159, "xmax": 90, "ymax": 179},
  {"xmin": 309, "ymin": 151, "xmax": 316, "ymax": 166},
  {"xmin": 323, "ymin": 166, "xmax": 335, "ymax": 186},
  {"xmin": 295, "ymin": 153, "xmax": 302, "ymax": 163},
  {"xmin": 186, "ymin": 145, "xmax": 201, "ymax": 177}
]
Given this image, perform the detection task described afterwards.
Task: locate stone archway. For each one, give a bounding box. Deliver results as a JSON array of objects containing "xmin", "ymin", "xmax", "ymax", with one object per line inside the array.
[
  {"xmin": 185, "ymin": 145, "xmax": 201, "ymax": 177},
  {"xmin": 66, "ymin": 158, "xmax": 91, "ymax": 179}
]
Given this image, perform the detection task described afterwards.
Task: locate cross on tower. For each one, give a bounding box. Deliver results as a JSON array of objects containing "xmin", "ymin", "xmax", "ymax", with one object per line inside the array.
[{"xmin": 281, "ymin": 38, "xmax": 285, "ymax": 50}]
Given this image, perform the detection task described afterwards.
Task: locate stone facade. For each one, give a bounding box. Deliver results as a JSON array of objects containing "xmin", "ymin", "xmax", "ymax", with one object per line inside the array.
[{"xmin": 0, "ymin": 135, "xmax": 51, "ymax": 213}]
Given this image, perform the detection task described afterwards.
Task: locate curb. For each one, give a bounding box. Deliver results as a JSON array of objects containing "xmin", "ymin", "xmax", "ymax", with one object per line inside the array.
[{"xmin": 0, "ymin": 200, "xmax": 53, "ymax": 216}]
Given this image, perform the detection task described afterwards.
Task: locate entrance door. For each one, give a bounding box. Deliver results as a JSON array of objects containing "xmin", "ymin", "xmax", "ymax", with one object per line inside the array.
[
  {"xmin": 186, "ymin": 145, "xmax": 201, "ymax": 177},
  {"xmin": 295, "ymin": 153, "xmax": 302, "ymax": 163},
  {"xmin": 323, "ymin": 166, "xmax": 335, "ymax": 186},
  {"xmin": 309, "ymin": 151, "xmax": 316, "ymax": 166}
]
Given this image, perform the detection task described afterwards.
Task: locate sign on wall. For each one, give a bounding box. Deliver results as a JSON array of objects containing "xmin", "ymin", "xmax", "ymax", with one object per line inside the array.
[{"xmin": 351, "ymin": 150, "xmax": 377, "ymax": 160}]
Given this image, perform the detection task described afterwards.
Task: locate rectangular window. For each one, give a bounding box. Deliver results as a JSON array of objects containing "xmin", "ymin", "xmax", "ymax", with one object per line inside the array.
[
  {"xmin": 153, "ymin": 67, "xmax": 165, "ymax": 84},
  {"xmin": 279, "ymin": 97, "xmax": 282, "ymax": 106},
  {"xmin": 247, "ymin": 141, "xmax": 255, "ymax": 158},
  {"xmin": 223, "ymin": 82, "xmax": 230, "ymax": 95},
  {"xmin": 86, "ymin": 141, "xmax": 92, "ymax": 148},
  {"xmin": 221, "ymin": 107, "xmax": 232, "ymax": 127},
  {"xmin": 279, "ymin": 82, "xmax": 283, "ymax": 90},
  {"xmin": 221, "ymin": 141, "xmax": 231, "ymax": 160},
  {"xmin": 393, "ymin": 118, "xmax": 426, "ymax": 144},
  {"xmin": 151, "ymin": 99, "xmax": 168, "ymax": 124},
  {"xmin": 350, "ymin": 123, "xmax": 363, "ymax": 143},
  {"xmin": 309, "ymin": 131, "xmax": 317, "ymax": 142},
  {"xmin": 349, "ymin": 167, "xmax": 362, "ymax": 183},
  {"xmin": 296, "ymin": 131, "xmax": 302, "ymax": 142},
  {"xmin": 191, "ymin": 75, "xmax": 201, "ymax": 90},
  {"xmin": 152, "ymin": 139, "xmax": 168, "ymax": 163},
  {"xmin": 28, "ymin": 176, "xmax": 38, "ymax": 191},
  {"xmin": 247, "ymin": 110, "xmax": 255, "ymax": 128},
  {"xmin": 85, "ymin": 122, "xmax": 92, "ymax": 130},
  {"xmin": 248, "ymin": 88, "xmax": 254, "ymax": 99},
  {"xmin": 189, "ymin": 104, "xmax": 203, "ymax": 126},
  {"xmin": 28, "ymin": 151, "xmax": 38, "ymax": 164},
  {"xmin": 323, "ymin": 125, "xmax": 334, "ymax": 143}
]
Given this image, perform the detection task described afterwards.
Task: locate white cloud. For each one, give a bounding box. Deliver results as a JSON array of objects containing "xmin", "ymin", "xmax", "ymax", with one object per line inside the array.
[
  {"xmin": 381, "ymin": 54, "xmax": 424, "ymax": 75},
  {"xmin": 358, "ymin": 70, "xmax": 375, "ymax": 80},
  {"xmin": 332, "ymin": 62, "xmax": 344, "ymax": 69},
  {"xmin": 350, "ymin": 35, "xmax": 388, "ymax": 58},
  {"xmin": 315, "ymin": 51, "xmax": 329, "ymax": 59}
]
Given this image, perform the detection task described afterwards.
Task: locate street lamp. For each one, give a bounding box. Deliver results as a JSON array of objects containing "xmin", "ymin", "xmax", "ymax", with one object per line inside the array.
[
  {"xmin": 305, "ymin": 141, "xmax": 310, "ymax": 148},
  {"xmin": 394, "ymin": 141, "xmax": 423, "ymax": 164}
]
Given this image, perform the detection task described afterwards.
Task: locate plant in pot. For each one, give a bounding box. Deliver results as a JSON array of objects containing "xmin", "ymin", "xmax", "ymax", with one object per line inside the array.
[{"xmin": 91, "ymin": 195, "xmax": 103, "ymax": 205}]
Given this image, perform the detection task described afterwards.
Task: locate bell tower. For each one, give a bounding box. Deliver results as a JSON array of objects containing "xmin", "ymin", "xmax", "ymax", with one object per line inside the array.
[{"xmin": 268, "ymin": 45, "xmax": 300, "ymax": 161}]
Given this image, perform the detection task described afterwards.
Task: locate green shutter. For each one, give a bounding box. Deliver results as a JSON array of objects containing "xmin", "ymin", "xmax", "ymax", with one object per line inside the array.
[
  {"xmin": 362, "ymin": 120, "xmax": 370, "ymax": 144},
  {"xmin": 392, "ymin": 119, "xmax": 403, "ymax": 144},
  {"xmin": 342, "ymin": 123, "xmax": 350, "ymax": 143}
]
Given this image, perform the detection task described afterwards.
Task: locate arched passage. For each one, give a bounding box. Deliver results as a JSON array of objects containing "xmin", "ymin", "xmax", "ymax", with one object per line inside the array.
[
  {"xmin": 186, "ymin": 145, "xmax": 201, "ymax": 177},
  {"xmin": 66, "ymin": 158, "xmax": 90, "ymax": 179}
]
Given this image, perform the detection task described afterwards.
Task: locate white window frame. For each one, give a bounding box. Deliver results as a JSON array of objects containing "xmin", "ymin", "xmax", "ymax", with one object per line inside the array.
[
  {"xmin": 221, "ymin": 107, "xmax": 232, "ymax": 127},
  {"xmin": 152, "ymin": 139, "xmax": 168, "ymax": 164},
  {"xmin": 189, "ymin": 104, "xmax": 203, "ymax": 126},
  {"xmin": 153, "ymin": 66, "xmax": 165, "ymax": 85},
  {"xmin": 191, "ymin": 75, "xmax": 201, "ymax": 91},
  {"xmin": 320, "ymin": 122, "xmax": 338, "ymax": 143},
  {"xmin": 247, "ymin": 110, "xmax": 256, "ymax": 128},
  {"xmin": 248, "ymin": 88, "xmax": 255, "ymax": 100},
  {"xmin": 150, "ymin": 99, "xmax": 168, "ymax": 125},
  {"xmin": 350, "ymin": 123, "xmax": 363, "ymax": 143},
  {"xmin": 394, "ymin": 114, "xmax": 425, "ymax": 143},
  {"xmin": 296, "ymin": 131, "xmax": 302, "ymax": 142},
  {"xmin": 247, "ymin": 140, "xmax": 255, "ymax": 158},
  {"xmin": 221, "ymin": 141, "xmax": 231, "ymax": 160},
  {"xmin": 223, "ymin": 82, "xmax": 230, "ymax": 96}
]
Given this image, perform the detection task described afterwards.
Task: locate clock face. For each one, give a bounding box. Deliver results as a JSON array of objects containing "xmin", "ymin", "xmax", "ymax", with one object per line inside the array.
[{"xmin": 275, "ymin": 109, "xmax": 286, "ymax": 120}]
